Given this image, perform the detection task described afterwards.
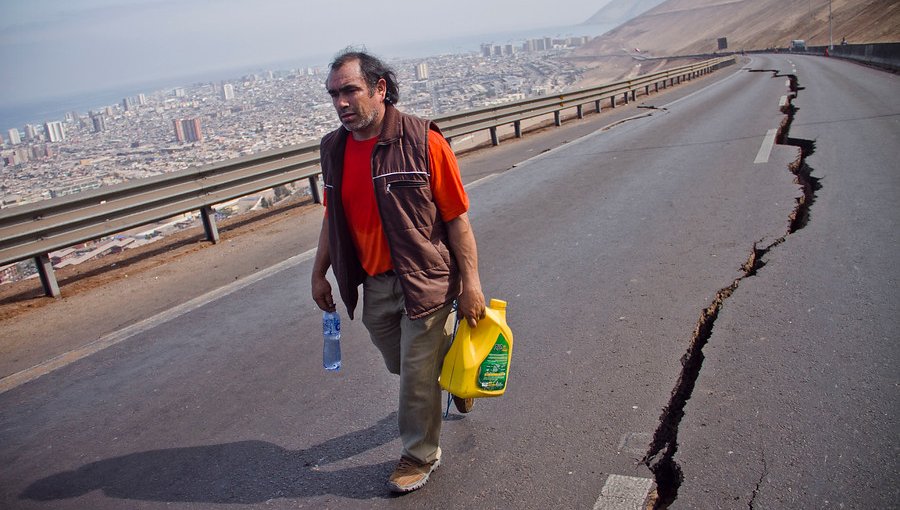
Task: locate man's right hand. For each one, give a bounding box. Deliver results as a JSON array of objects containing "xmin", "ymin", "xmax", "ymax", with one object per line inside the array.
[
  {"xmin": 312, "ymin": 273, "xmax": 336, "ymax": 312},
  {"xmin": 312, "ymin": 217, "xmax": 336, "ymax": 312}
]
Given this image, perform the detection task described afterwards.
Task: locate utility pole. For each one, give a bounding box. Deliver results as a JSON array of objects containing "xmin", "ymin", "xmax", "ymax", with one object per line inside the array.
[
  {"xmin": 808, "ymin": 0, "xmax": 813, "ymax": 42},
  {"xmin": 829, "ymin": 0, "xmax": 834, "ymax": 50}
]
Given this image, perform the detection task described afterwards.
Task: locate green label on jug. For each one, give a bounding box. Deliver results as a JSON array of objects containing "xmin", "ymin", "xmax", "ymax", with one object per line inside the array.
[{"xmin": 477, "ymin": 334, "xmax": 509, "ymax": 391}]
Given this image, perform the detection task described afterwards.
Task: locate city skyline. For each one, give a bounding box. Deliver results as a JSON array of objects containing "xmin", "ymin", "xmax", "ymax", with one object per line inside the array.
[
  {"xmin": 0, "ymin": 39, "xmax": 589, "ymax": 207},
  {"xmin": 0, "ymin": 40, "xmax": 588, "ymax": 281},
  {"xmin": 0, "ymin": 0, "xmax": 614, "ymax": 109}
]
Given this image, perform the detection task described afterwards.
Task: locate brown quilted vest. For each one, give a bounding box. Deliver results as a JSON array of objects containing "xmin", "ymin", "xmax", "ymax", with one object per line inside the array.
[{"xmin": 320, "ymin": 104, "xmax": 460, "ymax": 320}]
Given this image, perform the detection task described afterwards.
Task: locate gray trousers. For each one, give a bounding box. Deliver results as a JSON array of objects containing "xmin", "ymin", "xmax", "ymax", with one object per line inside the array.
[{"xmin": 362, "ymin": 273, "xmax": 454, "ymax": 464}]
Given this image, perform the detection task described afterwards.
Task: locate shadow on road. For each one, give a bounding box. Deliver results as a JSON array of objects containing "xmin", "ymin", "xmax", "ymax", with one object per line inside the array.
[{"xmin": 20, "ymin": 412, "xmax": 400, "ymax": 504}]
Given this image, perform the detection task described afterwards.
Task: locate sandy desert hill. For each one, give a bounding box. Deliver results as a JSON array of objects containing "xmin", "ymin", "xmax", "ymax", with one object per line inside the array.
[{"xmin": 578, "ymin": 0, "xmax": 900, "ymax": 58}]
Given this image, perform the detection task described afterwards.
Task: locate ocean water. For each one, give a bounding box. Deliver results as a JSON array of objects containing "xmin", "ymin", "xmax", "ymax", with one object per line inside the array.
[{"xmin": 0, "ymin": 22, "xmax": 616, "ymax": 134}]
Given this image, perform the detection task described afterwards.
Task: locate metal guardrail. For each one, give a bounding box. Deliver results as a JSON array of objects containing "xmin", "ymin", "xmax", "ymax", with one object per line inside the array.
[{"xmin": 0, "ymin": 56, "xmax": 735, "ymax": 297}]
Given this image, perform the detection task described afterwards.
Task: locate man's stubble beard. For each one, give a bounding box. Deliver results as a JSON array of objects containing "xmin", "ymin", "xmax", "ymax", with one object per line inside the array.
[{"xmin": 342, "ymin": 107, "xmax": 378, "ymax": 133}]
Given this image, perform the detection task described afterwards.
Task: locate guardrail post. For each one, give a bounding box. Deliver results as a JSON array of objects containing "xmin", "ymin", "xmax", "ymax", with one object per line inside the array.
[
  {"xmin": 577, "ymin": 105, "xmax": 584, "ymax": 119},
  {"xmin": 200, "ymin": 205, "xmax": 220, "ymax": 244},
  {"xmin": 595, "ymin": 99, "xmax": 602, "ymax": 113},
  {"xmin": 655, "ymin": 82, "xmax": 659, "ymax": 93},
  {"xmin": 514, "ymin": 121, "xmax": 522, "ymax": 138},
  {"xmin": 610, "ymin": 96, "xmax": 617, "ymax": 108},
  {"xmin": 624, "ymin": 92, "xmax": 630, "ymax": 105},
  {"xmin": 554, "ymin": 111, "xmax": 562, "ymax": 126},
  {"xmin": 489, "ymin": 127, "xmax": 499, "ymax": 146},
  {"xmin": 645, "ymin": 85, "xmax": 650, "ymax": 96},
  {"xmin": 308, "ymin": 175, "xmax": 322, "ymax": 204},
  {"xmin": 35, "ymin": 253, "xmax": 61, "ymax": 298},
  {"xmin": 631, "ymin": 90, "xmax": 636, "ymax": 101}
]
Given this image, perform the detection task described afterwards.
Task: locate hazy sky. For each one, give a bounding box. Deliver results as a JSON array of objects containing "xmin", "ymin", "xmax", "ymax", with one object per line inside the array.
[{"xmin": 0, "ymin": 0, "xmax": 613, "ymax": 107}]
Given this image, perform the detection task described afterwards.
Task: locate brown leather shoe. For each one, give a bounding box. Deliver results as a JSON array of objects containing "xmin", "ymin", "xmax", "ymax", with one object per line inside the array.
[
  {"xmin": 452, "ymin": 395, "xmax": 474, "ymax": 413},
  {"xmin": 387, "ymin": 455, "xmax": 441, "ymax": 493}
]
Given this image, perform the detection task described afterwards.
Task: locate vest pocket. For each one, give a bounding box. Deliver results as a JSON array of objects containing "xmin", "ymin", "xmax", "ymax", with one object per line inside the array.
[{"xmin": 385, "ymin": 180, "xmax": 426, "ymax": 194}]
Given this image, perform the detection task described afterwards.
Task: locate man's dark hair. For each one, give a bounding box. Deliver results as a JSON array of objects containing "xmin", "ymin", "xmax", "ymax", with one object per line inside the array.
[{"xmin": 328, "ymin": 49, "xmax": 400, "ymax": 105}]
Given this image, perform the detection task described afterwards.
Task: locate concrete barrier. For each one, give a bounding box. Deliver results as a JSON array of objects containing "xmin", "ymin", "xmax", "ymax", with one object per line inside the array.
[{"xmin": 801, "ymin": 42, "xmax": 900, "ymax": 72}]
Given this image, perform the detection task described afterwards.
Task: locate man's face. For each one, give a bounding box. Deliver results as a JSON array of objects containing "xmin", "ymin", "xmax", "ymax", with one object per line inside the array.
[{"xmin": 326, "ymin": 60, "xmax": 386, "ymax": 140}]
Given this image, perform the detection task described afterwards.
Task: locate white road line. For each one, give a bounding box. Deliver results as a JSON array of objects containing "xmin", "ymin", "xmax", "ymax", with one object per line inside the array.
[
  {"xmin": 779, "ymin": 95, "xmax": 788, "ymax": 108},
  {"xmin": 0, "ymin": 249, "xmax": 317, "ymax": 395},
  {"xmin": 465, "ymin": 172, "xmax": 501, "ymax": 190},
  {"xmin": 754, "ymin": 128, "xmax": 778, "ymax": 164},
  {"xmin": 593, "ymin": 474, "xmax": 655, "ymax": 510}
]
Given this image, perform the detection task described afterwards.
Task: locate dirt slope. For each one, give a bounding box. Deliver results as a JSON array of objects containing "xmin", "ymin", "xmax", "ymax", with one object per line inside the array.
[{"xmin": 580, "ymin": 0, "xmax": 900, "ymax": 56}]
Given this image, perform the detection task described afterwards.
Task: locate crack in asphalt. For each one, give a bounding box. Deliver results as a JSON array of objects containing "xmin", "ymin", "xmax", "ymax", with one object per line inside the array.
[
  {"xmin": 640, "ymin": 70, "xmax": 819, "ymax": 509},
  {"xmin": 748, "ymin": 449, "xmax": 768, "ymax": 509}
]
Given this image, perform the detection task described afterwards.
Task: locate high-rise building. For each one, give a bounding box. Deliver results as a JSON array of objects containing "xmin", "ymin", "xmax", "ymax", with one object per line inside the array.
[
  {"xmin": 122, "ymin": 97, "xmax": 133, "ymax": 111},
  {"xmin": 184, "ymin": 118, "xmax": 202, "ymax": 142},
  {"xmin": 32, "ymin": 144, "xmax": 55, "ymax": 158},
  {"xmin": 481, "ymin": 44, "xmax": 492, "ymax": 58},
  {"xmin": 415, "ymin": 63, "xmax": 429, "ymax": 81},
  {"xmin": 173, "ymin": 119, "xmax": 184, "ymax": 142},
  {"xmin": 222, "ymin": 83, "xmax": 235, "ymax": 101},
  {"xmin": 7, "ymin": 128, "xmax": 21, "ymax": 145},
  {"xmin": 173, "ymin": 118, "xmax": 203, "ymax": 143},
  {"xmin": 137, "ymin": 93, "xmax": 147, "ymax": 106},
  {"xmin": 24, "ymin": 124, "xmax": 36, "ymax": 141},
  {"xmin": 91, "ymin": 113, "xmax": 107, "ymax": 133},
  {"xmin": 43, "ymin": 121, "xmax": 66, "ymax": 142},
  {"xmin": 174, "ymin": 87, "xmax": 186, "ymax": 98}
]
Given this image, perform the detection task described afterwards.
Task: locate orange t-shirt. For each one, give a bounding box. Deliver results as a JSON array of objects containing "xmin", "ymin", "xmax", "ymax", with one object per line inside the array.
[{"xmin": 334, "ymin": 131, "xmax": 469, "ymax": 276}]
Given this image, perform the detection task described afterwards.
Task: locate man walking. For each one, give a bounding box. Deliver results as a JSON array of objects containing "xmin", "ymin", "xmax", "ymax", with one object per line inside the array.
[{"xmin": 311, "ymin": 49, "xmax": 485, "ymax": 493}]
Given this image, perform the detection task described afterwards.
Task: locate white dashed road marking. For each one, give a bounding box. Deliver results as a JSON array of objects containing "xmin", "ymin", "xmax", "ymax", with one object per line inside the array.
[{"xmin": 754, "ymin": 128, "xmax": 778, "ymax": 164}]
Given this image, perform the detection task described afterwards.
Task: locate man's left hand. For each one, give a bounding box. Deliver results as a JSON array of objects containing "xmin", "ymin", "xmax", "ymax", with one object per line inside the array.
[{"xmin": 458, "ymin": 286, "xmax": 485, "ymax": 328}]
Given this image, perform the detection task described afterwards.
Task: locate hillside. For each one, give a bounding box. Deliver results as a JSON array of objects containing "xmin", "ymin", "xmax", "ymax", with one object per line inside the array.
[
  {"xmin": 578, "ymin": 0, "xmax": 900, "ymax": 57},
  {"xmin": 583, "ymin": 0, "xmax": 667, "ymax": 26}
]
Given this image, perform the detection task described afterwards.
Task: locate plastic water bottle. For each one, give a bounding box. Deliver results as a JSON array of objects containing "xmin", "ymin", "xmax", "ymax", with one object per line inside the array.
[{"xmin": 323, "ymin": 311, "xmax": 342, "ymax": 371}]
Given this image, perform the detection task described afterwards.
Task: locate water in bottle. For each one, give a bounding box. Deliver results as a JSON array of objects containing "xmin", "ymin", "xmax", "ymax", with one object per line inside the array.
[{"xmin": 323, "ymin": 311, "xmax": 342, "ymax": 371}]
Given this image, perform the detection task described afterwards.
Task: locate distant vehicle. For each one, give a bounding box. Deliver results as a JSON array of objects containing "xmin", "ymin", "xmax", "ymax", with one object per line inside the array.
[{"xmin": 790, "ymin": 40, "xmax": 806, "ymax": 51}]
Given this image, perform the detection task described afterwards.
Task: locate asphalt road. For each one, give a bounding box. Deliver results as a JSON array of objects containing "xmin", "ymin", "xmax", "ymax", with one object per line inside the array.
[
  {"xmin": 672, "ymin": 54, "xmax": 900, "ymax": 509},
  {"xmin": 1, "ymin": 54, "xmax": 896, "ymax": 509}
]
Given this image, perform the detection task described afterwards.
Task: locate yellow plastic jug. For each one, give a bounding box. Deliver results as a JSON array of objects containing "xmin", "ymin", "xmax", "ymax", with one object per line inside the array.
[{"xmin": 440, "ymin": 299, "xmax": 514, "ymax": 398}]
